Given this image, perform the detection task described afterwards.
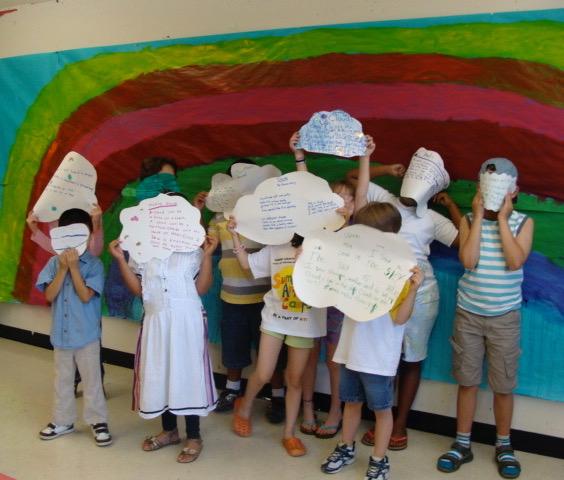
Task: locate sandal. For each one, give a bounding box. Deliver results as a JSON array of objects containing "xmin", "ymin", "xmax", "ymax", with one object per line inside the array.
[
  {"xmin": 282, "ymin": 437, "xmax": 307, "ymax": 457},
  {"xmin": 389, "ymin": 434, "xmax": 408, "ymax": 451},
  {"xmin": 300, "ymin": 400, "xmax": 318, "ymax": 435},
  {"xmin": 361, "ymin": 427, "xmax": 375, "ymax": 446},
  {"xmin": 142, "ymin": 430, "xmax": 181, "ymax": 451},
  {"xmin": 437, "ymin": 442, "xmax": 474, "ymax": 473},
  {"xmin": 177, "ymin": 438, "xmax": 203, "ymax": 463},
  {"xmin": 232, "ymin": 397, "xmax": 252, "ymax": 437},
  {"xmin": 495, "ymin": 445, "xmax": 521, "ymax": 479},
  {"xmin": 315, "ymin": 421, "xmax": 342, "ymax": 439}
]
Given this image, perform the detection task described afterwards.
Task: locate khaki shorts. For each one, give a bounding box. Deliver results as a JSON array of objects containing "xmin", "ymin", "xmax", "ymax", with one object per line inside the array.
[
  {"xmin": 261, "ymin": 328, "xmax": 314, "ymax": 349},
  {"xmin": 450, "ymin": 308, "xmax": 521, "ymax": 394}
]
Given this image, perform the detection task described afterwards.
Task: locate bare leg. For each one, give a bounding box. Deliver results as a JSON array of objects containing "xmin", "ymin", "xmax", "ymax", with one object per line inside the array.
[
  {"xmin": 392, "ymin": 360, "xmax": 422, "ymax": 438},
  {"xmin": 323, "ymin": 342, "xmax": 343, "ymax": 427},
  {"xmin": 238, "ymin": 334, "xmax": 283, "ymax": 419},
  {"xmin": 341, "ymin": 402, "xmax": 363, "ymax": 446},
  {"xmin": 373, "ymin": 408, "xmax": 393, "ymax": 458},
  {"xmin": 457, "ymin": 385, "xmax": 479, "ymax": 434},
  {"xmin": 301, "ymin": 340, "xmax": 320, "ymax": 425},
  {"xmin": 284, "ymin": 346, "xmax": 312, "ymax": 439},
  {"xmin": 493, "ymin": 393, "xmax": 513, "ymax": 436}
]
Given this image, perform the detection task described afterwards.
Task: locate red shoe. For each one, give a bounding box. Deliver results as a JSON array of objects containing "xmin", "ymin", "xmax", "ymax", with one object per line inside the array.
[
  {"xmin": 361, "ymin": 427, "xmax": 375, "ymax": 446},
  {"xmin": 232, "ymin": 398, "xmax": 252, "ymax": 437},
  {"xmin": 282, "ymin": 437, "xmax": 307, "ymax": 457}
]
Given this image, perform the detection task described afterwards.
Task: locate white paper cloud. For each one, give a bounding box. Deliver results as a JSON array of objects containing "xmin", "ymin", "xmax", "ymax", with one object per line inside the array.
[
  {"xmin": 400, "ymin": 147, "xmax": 450, "ymax": 218},
  {"xmin": 480, "ymin": 172, "xmax": 517, "ymax": 212},
  {"xmin": 293, "ymin": 224, "xmax": 416, "ymax": 322},
  {"xmin": 33, "ymin": 151, "xmax": 98, "ymax": 222},
  {"xmin": 205, "ymin": 163, "xmax": 281, "ymax": 213},
  {"xmin": 119, "ymin": 193, "xmax": 205, "ymax": 264},
  {"xmin": 297, "ymin": 110, "xmax": 366, "ymax": 158},
  {"xmin": 232, "ymin": 171, "xmax": 345, "ymax": 245},
  {"xmin": 50, "ymin": 224, "xmax": 90, "ymax": 256}
]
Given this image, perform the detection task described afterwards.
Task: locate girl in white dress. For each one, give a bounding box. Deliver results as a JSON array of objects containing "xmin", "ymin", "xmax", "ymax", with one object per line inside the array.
[{"xmin": 109, "ymin": 205, "xmax": 219, "ymax": 464}]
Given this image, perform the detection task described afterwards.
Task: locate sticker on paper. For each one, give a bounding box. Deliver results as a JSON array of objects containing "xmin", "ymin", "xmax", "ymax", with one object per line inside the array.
[
  {"xmin": 297, "ymin": 110, "xmax": 366, "ymax": 158},
  {"xmin": 205, "ymin": 163, "xmax": 281, "ymax": 213},
  {"xmin": 119, "ymin": 193, "xmax": 205, "ymax": 263},
  {"xmin": 232, "ymin": 171, "xmax": 345, "ymax": 245},
  {"xmin": 50, "ymin": 224, "xmax": 90, "ymax": 256},
  {"xmin": 293, "ymin": 224, "xmax": 416, "ymax": 321},
  {"xmin": 32, "ymin": 151, "xmax": 98, "ymax": 222},
  {"xmin": 479, "ymin": 172, "xmax": 517, "ymax": 212},
  {"xmin": 400, "ymin": 147, "xmax": 450, "ymax": 218}
]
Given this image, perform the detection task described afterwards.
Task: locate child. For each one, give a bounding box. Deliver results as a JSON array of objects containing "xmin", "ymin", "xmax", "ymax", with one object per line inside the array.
[
  {"xmin": 437, "ymin": 158, "xmax": 533, "ymax": 479},
  {"xmin": 193, "ymin": 159, "xmax": 286, "ymax": 422},
  {"xmin": 135, "ymin": 156, "xmax": 180, "ymax": 201},
  {"xmin": 228, "ymin": 220, "xmax": 327, "ymax": 457},
  {"xmin": 321, "ymin": 201, "xmax": 423, "ymax": 480},
  {"xmin": 36, "ymin": 208, "xmax": 112, "ymax": 446},
  {"xmin": 108, "ymin": 192, "xmax": 219, "ymax": 464},
  {"xmin": 348, "ymin": 146, "xmax": 460, "ymax": 450}
]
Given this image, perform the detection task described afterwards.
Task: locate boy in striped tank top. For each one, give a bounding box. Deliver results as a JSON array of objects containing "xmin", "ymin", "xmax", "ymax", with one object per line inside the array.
[{"xmin": 438, "ymin": 158, "xmax": 534, "ymax": 479}]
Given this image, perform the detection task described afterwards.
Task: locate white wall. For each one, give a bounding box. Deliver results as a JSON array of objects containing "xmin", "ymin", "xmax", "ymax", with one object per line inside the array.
[{"xmin": 1, "ymin": 0, "xmax": 563, "ymax": 438}]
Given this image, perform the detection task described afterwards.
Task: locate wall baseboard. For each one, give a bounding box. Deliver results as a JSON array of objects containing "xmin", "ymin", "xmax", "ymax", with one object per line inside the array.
[{"xmin": 2, "ymin": 323, "xmax": 562, "ymax": 459}]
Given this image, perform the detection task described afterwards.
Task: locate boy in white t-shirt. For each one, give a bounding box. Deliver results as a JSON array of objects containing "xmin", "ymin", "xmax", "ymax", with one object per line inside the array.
[{"xmin": 321, "ymin": 201, "xmax": 423, "ymax": 480}]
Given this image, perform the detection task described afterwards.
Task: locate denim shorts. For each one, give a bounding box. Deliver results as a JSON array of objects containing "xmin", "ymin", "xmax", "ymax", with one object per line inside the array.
[
  {"xmin": 220, "ymin": 301, "xmax": 263, "ymax": 369},
  {"xmin": 339, "ymin": 365, "xmax": 393, "ymax": 411}
]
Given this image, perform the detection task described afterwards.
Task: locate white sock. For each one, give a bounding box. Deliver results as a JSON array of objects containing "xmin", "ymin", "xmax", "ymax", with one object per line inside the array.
[
  {"xmin": 271, "ymin": 388, "xmax": 285, "ymax": 398},
  {"xmin": 226, "ymin": 380, "xmax": 241, "ymax": 391}
]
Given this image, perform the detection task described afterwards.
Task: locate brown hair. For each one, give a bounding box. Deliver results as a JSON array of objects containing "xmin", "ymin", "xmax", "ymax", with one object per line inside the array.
[
  {"xmin": 140, "ymin": 157, "xmax": 178, "ymax": 179},
  {"xmin": 354, "ymin": 202, "xmax": 402, "ymax": 233},
  {"xmin": 330, "ymin": 179, "xmax": 355, "ymax": 195}
]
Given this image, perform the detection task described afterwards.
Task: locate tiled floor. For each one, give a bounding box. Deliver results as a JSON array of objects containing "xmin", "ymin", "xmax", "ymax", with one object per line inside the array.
[{"xmin": 0, "ymin": 338, "xmax": 561, "ymax": 479}]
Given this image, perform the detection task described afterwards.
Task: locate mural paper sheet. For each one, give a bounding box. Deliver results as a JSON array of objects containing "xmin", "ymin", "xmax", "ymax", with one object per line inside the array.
[
  {"xmin": 400, "ymin": 148, "xmax": 450, "ymax": 218},
  {"xmin": 232, "ymin": 171, "xmax": 345, "ymax": 245},
  {"xmin": 50, "ymin": 224, "xmax": 90, "ymax": 256},
  {"xmin": 297, "ymin": 110, "xmax": 366, "ymax": 158},
  {"xmin": 119, "ymin": 193, "xmax": 205, "ymax": 263},
  {"xmin": 293, "ymin": 224, "xmax": 416, "ymax": 321},
  {"xmin": 205, "ymin": 163, "xmax": 281, "ymax": 213},
  {"xmin": 480, "ymin": 172, "xmax": 517, "ymax": 212},
  {"xmin": 32, "ymin": 151, "xmax": 98, "ymax": 222}
]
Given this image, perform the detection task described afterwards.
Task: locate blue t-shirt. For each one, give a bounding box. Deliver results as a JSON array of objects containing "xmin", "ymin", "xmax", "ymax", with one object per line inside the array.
[{"xmin": 36, "ymin": 251, "xmax": 104, "ymax": 349}]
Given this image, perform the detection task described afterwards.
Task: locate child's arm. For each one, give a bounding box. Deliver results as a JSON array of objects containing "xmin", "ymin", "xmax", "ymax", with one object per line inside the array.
[
  {"xmin": 44, "ymin": 255, "xmax": 69, "ymax": 303},
  {"xmin": 227, "ymin": 216, "xmax": 250, "ymax": 270},
  {"xmin": 498, "ymin": 193, "xmax": 534, "ymax": 270},
  {"xmin": 196, "ymin": 235, "xmax": 219, "ymax": 295},
  {"xmin": 26, "ymin": 212, "xmax": 56, "ymax": 255},
  {"xmin": 354, "ymin": 135, "xmax": 376, "ymax": 213},
  {"xmin": 65, "ymin": 249, "xmax": 96, "ymax": 303},
  {"xmin": 346, "ymin": 148, "xmax": 404, "ymax": 187},
  {"xmin": 391, "ymin": 266, "xmax": 424, "ymax": 325},
  {"xmin": 108, "ymin": 239, "xmax": 142, "ymax": 296},
  {"xmin": 289, "ymin": 131, "xmax": 308, "ymax": 172},
  {"xmin": 88, "ymin": 204, "xmax": 104, "ymax": 256},
  {"xmin": 433, "ymin": 192, "xmax": 462, "ymax": 229},
  {"xmin": 458, "ymin": 191, "xmax": 483, "ymax": 269},
  {"xmin": 193, "ymin": 191, "xmax": 209, "ymax": 228}
]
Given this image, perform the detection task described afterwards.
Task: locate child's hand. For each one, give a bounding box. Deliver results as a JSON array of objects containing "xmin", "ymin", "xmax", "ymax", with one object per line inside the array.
[
  {"xmin": 498, "ymin": 192, "xmax": 514, "ymax": 221},
  {"xmin": 108, "ymin": 239, "xmax": 126, "ymax": 260},
  {"xmin": 363, "ymin": 135, "xmax": 376, "ymax": 157},
  {"xmin": 65, "ymin": 249, "xmax": 79, "ymax": 270},
  {"xmin": 433, "ymin": 192, "xmax": 454, "ymax": 207},
  {"xmin": 294, "ymin": 245, "xmax": 303, "ymax": 261},
  {"xmin": 472, "ymin": 189, "xmax": 484, "ymax": 219},
  {"xmin": 336, "ymin": 206, "xmax": 350, "ymax": 222},
  {"xmin": 58, "ymin": 251, "xmax": 69, "ymax": 270},
  {"xmin": 193, "ymin": 191, "xmax": 208, "ymax": 210},
  {"xmin": 289, "ymin": 131, "xmax": 305, "ymax": 159},
  {"xmin": 386, "ymin": 163, "xmax": 405, "ymax": 177},
  {"xmin": 227, "ymin": 216, "xmax": 237, "ymax": 233},
  {"xmin": 90, "ymin": 203, "xmax": 102, "ymax": 230},
  {"xmin": 26, "ymin": 211, "xmax": 39, "ymax": 234},
  {"xmin": 409, "ymin": 266, "xmax": 424, "ymax": 290},
  {"xmin": 202, "ymin": 235, "xmax": 219, "ymax": 256}
]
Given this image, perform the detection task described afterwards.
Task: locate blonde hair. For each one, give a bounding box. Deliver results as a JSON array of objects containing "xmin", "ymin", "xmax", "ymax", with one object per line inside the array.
[{"xmin": 354, "ymin": 202, "xmax": 402, "ymax": 233}]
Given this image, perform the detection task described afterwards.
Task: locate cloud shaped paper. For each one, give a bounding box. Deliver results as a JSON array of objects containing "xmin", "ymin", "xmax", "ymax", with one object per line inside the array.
[
  {"xmin": 297, "ymin": 110, "xmax": 366, "ymax": 158},
  {"xmin": 33, "ymin": 151, "xmax": 98, "ymax": 222},
  {"xmin": 293, "ymin": 224, "xmax": 416, "ymax": 321},
  {"xmin": 50, "ymin": 224, "xmax": 90, "ymax": 256},
  {"xmin": 119, "ymin": 193, "xmax": 205, "ymax": 264},
  {"xmin": 232, "ymin": 171, "xmax": 345, "ymax": 245},
  {"xmin": 205, "ymin": 163, "xmax": 281, "ymax": 213}
]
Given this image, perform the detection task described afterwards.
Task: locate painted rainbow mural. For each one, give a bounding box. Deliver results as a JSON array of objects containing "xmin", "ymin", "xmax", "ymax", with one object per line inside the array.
[{"xmin": 0, "ymin": 9, "xmax": 563, "ymax": 401}]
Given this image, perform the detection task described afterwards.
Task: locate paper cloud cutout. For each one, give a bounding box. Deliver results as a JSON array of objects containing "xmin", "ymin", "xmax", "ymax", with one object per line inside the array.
[
  {"xmin": 205, "ymin": 163, "xmax": 281, "ymax": 213},
  {"xmin": 293, "ymin": 224, "xmax": 416, "ymax": 321},
  {"xmin": 297, "ymin": 110, "xmax": 366, "ymax": 158},
  {"xmin": 480, "ymin": 172, "xmax": 517, "ymax": 212},
  {"xmin": 50, "ymin": 224, "xmax": 90, "ymax": 256},
  {"xmin": 119, "ymin": 193, "xmax": 205, "ymax": 264},
  {"xmin": 400, "ymin": 147, "xmax": 450, "ymax": 218},
  {"xmin": 33, "ymin": 151, "xmax": 98, "ymax": 222},
  {"xmin": 232, "ymin": 171, "xmax": 345, "ymax": 245}
]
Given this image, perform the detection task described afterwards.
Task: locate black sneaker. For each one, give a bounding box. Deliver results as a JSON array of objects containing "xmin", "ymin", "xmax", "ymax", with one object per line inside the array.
[
  {"xmin": 39, "ymin": 423, "xmax": 74, "ymax": 440},
  {"xmin": 215, "ymin": 389, "xmax": 239, "ymax": 413},
  {"xmin": 365, "ymin": 456, "xmax": 390, "ymax": 480},
  {"xmin": 265, "ymin": 396, "xmax": 285, "ymax": 424},
  {"xmin": 91, "ymin": 423, "xmax": 113, "ymax": 447},
  {"xmin": 321, "ymin": 442, "xmax": 356, "ymax": 474}
]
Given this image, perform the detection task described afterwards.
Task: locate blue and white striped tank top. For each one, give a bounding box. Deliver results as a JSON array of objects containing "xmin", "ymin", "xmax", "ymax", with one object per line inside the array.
[{"xmin": 457, "ymin": 211, "xmax": 528, "ymax": 317}]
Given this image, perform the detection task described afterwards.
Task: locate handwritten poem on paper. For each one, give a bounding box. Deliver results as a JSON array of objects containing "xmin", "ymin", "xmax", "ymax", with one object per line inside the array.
[
  {"xmin": 293, "ymin": 224, "xmax": 416, "ymax": 321},
  {"xmin": 480, "ymin": 172, "xmax": 516, "ymax": 212}
]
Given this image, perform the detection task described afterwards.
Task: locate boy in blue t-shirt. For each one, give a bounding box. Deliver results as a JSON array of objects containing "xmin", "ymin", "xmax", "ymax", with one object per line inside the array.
[{"xmin": 36, "ymin": 208, "xmax": 112, "ymax": 447}]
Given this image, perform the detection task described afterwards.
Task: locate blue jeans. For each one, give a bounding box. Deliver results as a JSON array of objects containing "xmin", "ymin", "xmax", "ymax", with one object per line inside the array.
[{"xmin": 339, "ymin": 365, "xmax": 393, "ymax": 411}]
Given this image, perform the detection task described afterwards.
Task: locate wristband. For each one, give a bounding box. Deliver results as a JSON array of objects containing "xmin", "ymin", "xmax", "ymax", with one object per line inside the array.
[{"xmin": 295, "ymin": 158, "xmax": 305, "ymax": 163}]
